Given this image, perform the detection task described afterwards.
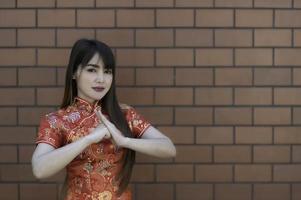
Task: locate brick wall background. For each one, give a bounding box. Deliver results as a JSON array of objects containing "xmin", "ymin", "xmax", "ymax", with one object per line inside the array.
[{"xmin": 1, "ymin": 0, "xmax": 301, "ymax": 199}]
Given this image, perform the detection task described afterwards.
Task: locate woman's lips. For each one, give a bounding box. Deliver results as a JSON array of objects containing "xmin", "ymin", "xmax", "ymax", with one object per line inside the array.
[{"xmin": 92, "ymin": 87, "xmax": 104, "ymax": 92}]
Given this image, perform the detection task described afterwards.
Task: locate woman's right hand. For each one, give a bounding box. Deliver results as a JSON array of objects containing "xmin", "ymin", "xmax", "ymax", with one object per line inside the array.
[{"xmin": 85, "ymin": 123, "xmax": 111, "ymax": 144}]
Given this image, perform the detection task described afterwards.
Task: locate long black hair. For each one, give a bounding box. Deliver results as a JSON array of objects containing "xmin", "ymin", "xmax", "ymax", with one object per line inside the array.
[{"xmin": 60, "ymin": 39, "xmax": 136, "ymax": 197}]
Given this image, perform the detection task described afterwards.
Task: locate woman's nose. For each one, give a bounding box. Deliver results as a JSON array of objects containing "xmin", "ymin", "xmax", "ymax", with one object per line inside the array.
[{"xmin": 96, "ymin": 72, "xmax": 104, "ymax": 82}]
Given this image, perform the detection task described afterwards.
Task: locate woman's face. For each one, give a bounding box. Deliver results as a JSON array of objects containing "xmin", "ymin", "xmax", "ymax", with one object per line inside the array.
[{"xmin": 73, "ymin": 53, "xmax": 113, "ymax": 104}]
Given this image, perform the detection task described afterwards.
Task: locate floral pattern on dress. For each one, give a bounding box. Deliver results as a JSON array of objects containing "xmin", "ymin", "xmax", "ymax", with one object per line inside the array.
[{"xmin": 36, "ymin": 96, "xmax": 151, "ymax": 200}]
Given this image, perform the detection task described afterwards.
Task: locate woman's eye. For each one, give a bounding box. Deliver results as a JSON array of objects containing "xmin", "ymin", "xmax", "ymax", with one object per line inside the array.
[
  {"xmin": 105, "ymin": 69, "xmax": 112, "ymax": 74},
  {"xmin": 87, "ymin": 68, "xmax": 96, "ymax": 72}
]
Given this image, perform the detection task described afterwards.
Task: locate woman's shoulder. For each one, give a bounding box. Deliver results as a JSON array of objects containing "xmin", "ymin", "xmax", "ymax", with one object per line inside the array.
[{"xmin": 119, "ymin": 102, "xmax": 133, "ymax": 110}]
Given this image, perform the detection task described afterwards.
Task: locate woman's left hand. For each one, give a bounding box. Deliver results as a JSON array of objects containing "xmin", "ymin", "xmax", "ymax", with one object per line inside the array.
[{"xmin": 95, "ymin": 109, "xmax": 128, "ymax": 148}]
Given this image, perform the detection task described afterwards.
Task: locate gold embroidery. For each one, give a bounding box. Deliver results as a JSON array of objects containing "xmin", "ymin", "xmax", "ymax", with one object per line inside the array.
[{"xmin": 98, "ymin": 191, "xmax": 112, "ymax": 200}]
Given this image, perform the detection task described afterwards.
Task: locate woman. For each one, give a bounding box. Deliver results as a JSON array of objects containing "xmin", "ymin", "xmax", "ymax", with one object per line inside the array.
[{"xmin": 31, "ymin": 39, "xmax": 176, "ymax": 200}]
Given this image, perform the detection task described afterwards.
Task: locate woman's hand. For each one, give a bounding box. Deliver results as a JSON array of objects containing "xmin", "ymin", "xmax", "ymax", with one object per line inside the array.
[
  {"xmin": 86, "ymin": 123, "xmax": 111, "ymax": 144},
  {"xmin": 95, "ymin": 109, "xmax": 128, "ymax": 148}
]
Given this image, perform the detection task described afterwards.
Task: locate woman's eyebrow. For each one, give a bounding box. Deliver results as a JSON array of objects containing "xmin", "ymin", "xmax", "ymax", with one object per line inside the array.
[{"xmin": 86, "ymin": 64, "xmax": 100, "ymax": 68}]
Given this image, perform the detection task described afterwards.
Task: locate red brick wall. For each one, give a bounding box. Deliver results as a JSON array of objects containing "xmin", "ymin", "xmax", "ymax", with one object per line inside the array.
[{"xmin": 0, "ymin": 0, "xmax": 300, "ymax": 199}]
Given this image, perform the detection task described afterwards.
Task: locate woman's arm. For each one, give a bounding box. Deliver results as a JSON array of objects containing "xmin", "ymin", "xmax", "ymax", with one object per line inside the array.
[
  {"xmin": 32, "ymin": 124, "xmax": 109, "ymax": 179},
  {"xmin": 122, "ymin": 126, "xmax": 176, "ymax": 158}
]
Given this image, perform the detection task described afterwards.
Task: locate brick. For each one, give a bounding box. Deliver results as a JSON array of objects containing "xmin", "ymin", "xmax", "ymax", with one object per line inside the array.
[
  {"xmin": 275, "ymin": 127, "xmax": 301, "ymax": 144},
  {"xmin": 215, "ymin": 29, "xmax": 252, "ymax": 47},
  {"xmin": 0, "ymin": 9, "xmax": 35, "ymax": 27},
  {"xmin": 57, "ymin": 68, "xmax": 66, "ymax": 85},
  {"xmin": 20, "ymin": 184, "xmax": 57, "ymax": 200},
  {"xmin": 18, "ymin": 29, "xmax": 55, "ymax": 47},
  {"xmin": 0, "ymin": 68, "xmax": 17, "ymax": 86},
  {"xmin": 215, "ymin": 68, "xmax": 252, "ymax": 86},
  {"xmin": 116, "ymin": 87, "xmax": 153, "ymax": 105},
  {"xmin": 131, "ymin": 164, "xmax": 154, "ymax": 182},
  {"xmin": 77, "ymin": 10, "xmax": 114, "ymax": 27},
  {"xmin": 19, "ymin": 107, "xmax": 55, "ymax": 125},
  {"xmin": 136, "ymin": 184, "xmax": 173, "ymax": 200},
  {"xmin": 215, "ymin": 107, "xmax": 252, "ymax": 125},
  {"xmin": 0, "ymin": 0, "xmax": 15, "ymax": 8},
  {"xmin": 293, "ymin": 184, "xmax": 301, "ymax": 200},
  {"xmin": 0, "ymin": 88, "xmax": 34, "ymax": 105},
  {"xmin": 0, "ymin": 29, "xmax": 16, "ymax": 46},
  {"xmin": 175, "ymin": 146, "xmax": 212, "ymax": 162},
  {"xmin": 274, "ymin": 165, "xmax": 301, "ymax": 181},
  {"xmin": 235, "ymin": 165, "xmax": 272, "ymax": 182},
  {"xmin": 294, "ymin": 108, "xmax": 301, "ymax": 124},
  {"xmin": 136, "ymin": 0, "xmax": 173, "ymax": 7},
  {"xmin": 275, "ymin": 49, "xmax": 301, "ymax": 66},
  {"xmin": 254, "ymin": 146, "xmax": 290, "ymax": 163},
  {"xmin": 175, "ymin": 0, "xmax": 213, "ymax": 7},
  {"xmin": 196, "ymin": 49, "xmax": 233, "ymax": 66},
  {"xmin": 97, "ymin": 29, "xmax": 134, "ymax": 47},
  {"xmin": 215, "ymin": 184, "xmax": 252, "ymax": 200},
  {"xmin": 276, "ymin": 10, "xmax": 301, "ymax": 27},
  {"xmin": 293, "ymin": 146, "xmax": 301, "ymax": 162},
  {"xmin": 176, "ymin": 184, "xmax": 213, "ymax": 200},
  {"xmin": 294, "ymin": 29, "xmax": 301, "ymax": 46},
  {"xmin": 136, "ymin": 68, "xmax": 173, "ymax": 86},
  {"xmin": 236, "ymin": 127, "xmax": 273, "ymax": 144},
  {"xmin": 214, "ymin": 146, "xmax": 251, "ymax": 163},
  {"xmin": 37, "ymin": 87, "xmax": 64, "ymax": 105},
  {"xmin": 196, "ymin": 165, "xmax": 232, "ymax": 182},
  {"xmin": 96, "ymin": 0, "xmax": 134, "ymax": 7},
  {"xmin": 57, "ymin": 29, "xmax": 94, "ymax": 47},
  {"xmin": 133, "ymin": 107, "xmax": 173, "ymax": 125},
  {"xmin": 255, "ymin": 0, "xmax": 291, "ymax": 7},
  {"xmin": 157, "ymin": 9, "xmax": 194, "ymax": 27},
  {"xmin": 254, "ymin": 184, "xmax": 290, "ymax": 200},
  {"xmin": 196, "ymin": 9, "xmax": 234, "ymax": 27},
  {"xmin": 234, "ymin": 88, "xmax": 272, "ymax": 105},
  {"xmin": 19, "ymin": 145, "xmax": 35, "ymax": 163},
  {"xmin": 38, "ymin": 49, "xmax": 69, "ymax": 66},
  {"xmin": 17, "ymin": 0, "xmax": 55, "ymax": 7},
  {"xmin": 158, "ymin": 126, "xmax": 194, "ymax": 144},
  {"xmin": 136, "ymin": 152, "xmax": 172, "ymax": 163},
  {"xmin": 155, "ymin": 88, "xmax": 193, "ymax": 105},
  {"xmin": 117, "ymin": 9, "xmax": 154, "ymax": 27},
  {"xmin": 0, "ymin": 48, "xmax": 35, "ymax": 66},
  {"xmin": 115, "ymin": 68, "xmax": 134, "ymax": 86},
  {"xmin": 0, "ymin": 184, "xmax": 18, "ymax": 200},
  {"xmin": 0, "ymin": 107, "xmax": 16, "ymax": 125},
  {"xmin": 255, "ymin": 29, "xmax": 291, "ymax": 47},
  {"xmin": 215, "ymin": 0, "xmax": 252, "ymax": 7},
  {"xmin": 136, "ymin": 29, "xmax": 173, "ymax": 47},
  {"xmin": 235, "ymin": 48, "xmax": 273, "ymax": 66},
  {"xmin": 196, "ymin": 127, "xmax": 233, "ymax": 144},
  {"xmin": 116, "ymin": 49, "xmax": 154, "ymax": 67},
  {"xmin": 157, "ymin": 164, "xmax": 193, "ymax": 182},
  {"xmin": 157, "ymin": 49, "xmax": 193, "ymax": 66},
  {"xmin": 57, "ymin": 0, "xmax": 94, "ymax": 7},
  {"xmin": 1, "ymin": 164, "xmax": 35, "ymax": 181},
  {"xmin": 0, "ymin": 145, "xmax": 17, "ymax": 163},
  {"xmin": 254, "ymin": 68, "xmax": 291, "ymax": 86},
  {"xmin": 176, "ymin": 29, "xmax": 213, "ymax": 47},
  {"xmin": 236, "ymin": 9, "xmax": 273, "ymax": 27},
  {"xmin": 175, "ymin": 68, "xmax": 213, "ymax": 86},
  {"xmin": 19, "ymin": 67, "xmax": 56, "ymax": 86},
  {"xmin": 38, "ymin": 9, "xmax": 75, "ymax": 27},
  {"xmin": 275, "ymin": 88, "xmax": 301, "ymax": 105},
  {"xmin": 0, "ymin": 127, "xmax": 36, "ymax": 144},
  {"xmin": 254, "ymin": 108, "xmax": 291, "ymax": 125},
  {"xmin": 195, "ymin": 87, "xmax": 233, "ymax": 105},
  {"xmin": 175, "ymin": 107, "xmax": 213, "ymax": 125}
]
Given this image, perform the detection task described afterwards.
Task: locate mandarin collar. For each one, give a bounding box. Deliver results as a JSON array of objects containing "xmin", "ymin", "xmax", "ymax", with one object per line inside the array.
[{"xmin": 73, "ymin": 96, "xmax": 101, "ymax": 113}]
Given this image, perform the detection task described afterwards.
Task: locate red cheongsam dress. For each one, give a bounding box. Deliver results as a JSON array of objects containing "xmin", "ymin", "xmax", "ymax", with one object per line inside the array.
[{"xmin": 35, "ymin": 96, "xmax": 151, "ymax": 200}]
